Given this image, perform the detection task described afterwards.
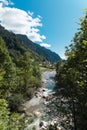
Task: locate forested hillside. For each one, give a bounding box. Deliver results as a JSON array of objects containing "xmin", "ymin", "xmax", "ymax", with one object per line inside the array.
[
  {"xmin": 0, "ymin": 26, "xmax": 42, "ymax": 129},
  {"xmin": 17, "ymin": 34, "xmax": 61, "ymax": 62},
  {"xmin": 56, "ymin": 13, "xmax": 87, "ymax": 130},
  {"xmin": 0, "ymin": 25, "xmax": 45, "ymax": 63}
]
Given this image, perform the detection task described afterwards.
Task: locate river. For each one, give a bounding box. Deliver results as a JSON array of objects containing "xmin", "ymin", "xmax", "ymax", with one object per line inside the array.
[
  {"xmin": 41, "ymin": 70, "xmax": 56, "ymax": 92},
  {"xmin": 24, "ymin": 70, "xmax": 56, "ymax": 130},
  {"xmin": 24, "ymin": 70, "xmax": 73, "ymax": 130}
]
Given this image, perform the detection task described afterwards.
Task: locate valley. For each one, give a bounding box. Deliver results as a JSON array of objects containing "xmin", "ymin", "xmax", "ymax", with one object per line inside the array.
[{"xmin": 24, "ymin": 70, "xmax": 73, "ymax": 130}]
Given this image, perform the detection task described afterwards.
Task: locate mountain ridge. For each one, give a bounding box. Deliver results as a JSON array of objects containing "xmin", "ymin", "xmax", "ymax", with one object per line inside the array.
[
  {"xmin": 17, "ymin": 34, "xmax": 61, "ymax": 62},
  {"xmin": 0, "ymin": 25, "xmax": 45, "ymax": 62},
  {"xmin": 0, "ymin": 25, "xmax": 61, "ymax": 63}
]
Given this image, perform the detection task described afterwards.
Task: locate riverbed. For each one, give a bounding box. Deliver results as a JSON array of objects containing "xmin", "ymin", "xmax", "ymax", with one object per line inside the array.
[
  {"xmin": 24, "ymin": 70, "xmax": 73, "ymax": 130},
  {"xmin": 24, "ymin": 70, "xmax": 56, "ymax": 129}
]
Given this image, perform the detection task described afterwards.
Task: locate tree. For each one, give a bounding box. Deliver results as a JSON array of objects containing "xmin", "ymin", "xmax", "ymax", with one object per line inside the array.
[
  {"xmin": 0, "ymin": 37, "xmax": 16, "ymax": 99},
  {"xmin": 56, "ymin": 11, "xmax": 87, "ymax": 130}
]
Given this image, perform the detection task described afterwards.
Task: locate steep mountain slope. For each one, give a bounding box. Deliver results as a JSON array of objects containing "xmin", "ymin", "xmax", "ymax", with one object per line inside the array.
[
  {"xmin": 17, "ymin": 34, "xmax": 61, "ymax": 62},
  {"xmin": 0, "ymin": 25, "xmax": 61, "ymax": 63},
  {"xmin": 0, "ymin": 25, "xmax": 44, "ymax": 62},
  {"xmin": 0, "ymin": 25, "xmax": 42, "ymax": 122}
]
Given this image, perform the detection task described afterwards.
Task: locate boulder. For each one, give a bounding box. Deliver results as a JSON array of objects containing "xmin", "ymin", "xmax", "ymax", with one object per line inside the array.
[
  {"xmin": 39, "ymin": 121, "xmax": 48, "ymax": 130},
  {"xmin": 50, "ymin": 121, "xmax": 54, "ymax": 126},
  {"xmin": 43, "ymin": 101, "xmax": 49, "ymax": 105},
  {"xmin": 57, "ymin": 126, "xmax": 62, "ymax": 130},
  {"xmin": 39, "ymin": 121, "xmax": 44, "ymax": 127},
  {"xmin": 41, "ymin": 126, "xmax": 47, "ymax": 130},
  {"xmin": 42, "ymin": 88, "xmax": 46, "ymax": 92},
  {"xmin": 34, "ymin": 111, "xmax": 42, "ymax": 117},
  {"xmin": 42, "ymin": 92, "xmax": 48, "ymax": 98}
]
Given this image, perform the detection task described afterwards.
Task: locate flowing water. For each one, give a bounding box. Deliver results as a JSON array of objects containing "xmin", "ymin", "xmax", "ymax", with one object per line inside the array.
[
  {"xmin": 25, "ymin": 70, "xmax": 73, "ymax": 130},
  {"xmin": 25, "ymin": 70, "xmax": 57, "ymax": 130},
  {"xmin": 42, "ymin": 70, "xmax": 56, "ymax": 92}
]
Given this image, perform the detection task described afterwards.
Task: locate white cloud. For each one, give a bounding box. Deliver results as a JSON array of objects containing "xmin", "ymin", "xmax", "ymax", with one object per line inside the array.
[
  {"xmin": 0, "ymin": 0, "xmax": 14, "ymax": 6},
  {"xmin": 0, "ymin": 1, "xmax": 46, "ymax": 42},
  {"xmin": 28, "ymin": 11, "xmax": 34, "ymax": 16},
  {"xmin": 40, "ymin": 43, "xmax": 51, "ymax": 48}
]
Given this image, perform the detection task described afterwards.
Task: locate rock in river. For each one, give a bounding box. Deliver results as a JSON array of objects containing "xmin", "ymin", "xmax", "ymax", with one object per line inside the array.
[{"xmin": 34, "ymin": 111, "xmax": 42, "ymax": 118}]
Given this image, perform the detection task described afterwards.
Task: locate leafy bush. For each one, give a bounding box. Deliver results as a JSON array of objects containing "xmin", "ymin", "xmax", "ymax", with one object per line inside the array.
[{"xmin": 8, "ymin": 93, "xmax": 24, "ymax": 112}]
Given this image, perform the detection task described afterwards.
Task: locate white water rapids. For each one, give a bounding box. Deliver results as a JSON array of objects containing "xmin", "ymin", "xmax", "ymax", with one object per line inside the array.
[{"xmin": 24, "ymin": 70, "xmax": 56, "ymax": 130}]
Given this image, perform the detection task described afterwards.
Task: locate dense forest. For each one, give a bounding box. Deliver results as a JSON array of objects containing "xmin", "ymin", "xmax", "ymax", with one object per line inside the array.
[
  {"xmin": 0, "ymin": 25, "xmax": 61, "ymax": 130},
  {"xmin": 17, "ymin": 34, "xmax": 61, "ymax": 62},
  {"xmin": 0, "ymin": 26, "xmax": 42, "ymax": 129},
  {"xmin": 0, "ymin": 25, "xmax": 45, "ymax": 63},
  {"xmin": 56, "ymin": 13, "xmax": 87, "ymax": 130}
]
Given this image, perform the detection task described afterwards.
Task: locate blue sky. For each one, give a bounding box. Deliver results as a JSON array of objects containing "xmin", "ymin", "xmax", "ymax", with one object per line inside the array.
[{"xmin": 0, "ymin": 0, "xmax": 87, "ymax": 58}]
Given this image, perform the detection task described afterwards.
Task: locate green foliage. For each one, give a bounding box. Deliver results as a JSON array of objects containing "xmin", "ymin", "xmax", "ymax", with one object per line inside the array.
[
  {"xmin": 0, "ymin": 31, "xmax": 41, "ymax": 105},
  {"xmin": 9, "ymin": 113, "xmax": 26, "ymax": 130},
  {"xmin": 8, "ymin": 93, "xmax": 24, "ymax": 112},
  {"xmin": 0, "ymin": 37, "xmax": 16, "ymax": 98},
  {"xmin": 0, "ymin": 99, "xmax": 26, "ymax": 130},
  {"xmin": 0, "ymin": 26, "xmax": 42, "ymax": 129},
  {"xmin": 17, "ymin": 34, "xmax": 61, "ymax": 62},
  {"xmin": 56, "ymin": 12, "xmax": 87, "ymax": 130},
  {"xmin": 0, "ymin": 25, "xmax": 44, "ymax": 63},
  {"xmin": 0, "ymin": 99, "xmax": 9, "ymax": 130}
]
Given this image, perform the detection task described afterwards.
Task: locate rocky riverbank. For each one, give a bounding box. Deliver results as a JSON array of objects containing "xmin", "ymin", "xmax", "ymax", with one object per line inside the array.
[
  {"xmin": 24, "ymin": 70, "xmax": 74, "ymax": 130},
  {"xmin": 24, "ymin": 86, "xmax": 51, "ymax": 130}
]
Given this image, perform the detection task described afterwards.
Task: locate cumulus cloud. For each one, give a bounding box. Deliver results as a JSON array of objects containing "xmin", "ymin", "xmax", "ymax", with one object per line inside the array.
[
  {"xmin": 40, "ymin": 43, "xmax": 51, "ymax": 48},
  {"xmin": 0, "ymin": 0, "xmax": 14, "ymax": 6},
  {"xmin": 0, "ymin": 0, "xmax": 46, "ymax": 42}
]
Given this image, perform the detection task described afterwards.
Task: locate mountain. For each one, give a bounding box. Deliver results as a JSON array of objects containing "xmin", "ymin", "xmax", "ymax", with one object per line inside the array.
[
  {"xmin": 0, "ymin": 25, "xmax": 44, "ymax": 62},
  {"xmin": 0, "ymin": 24, "xmax": 42, "ymax": 115},
  {"xmin": 17, "ymin": 34, "xmax": 61, "ymax": 62},
  {"xmin": 0, "ymin": 25, "xmax": 61, "ymax": 63}
]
